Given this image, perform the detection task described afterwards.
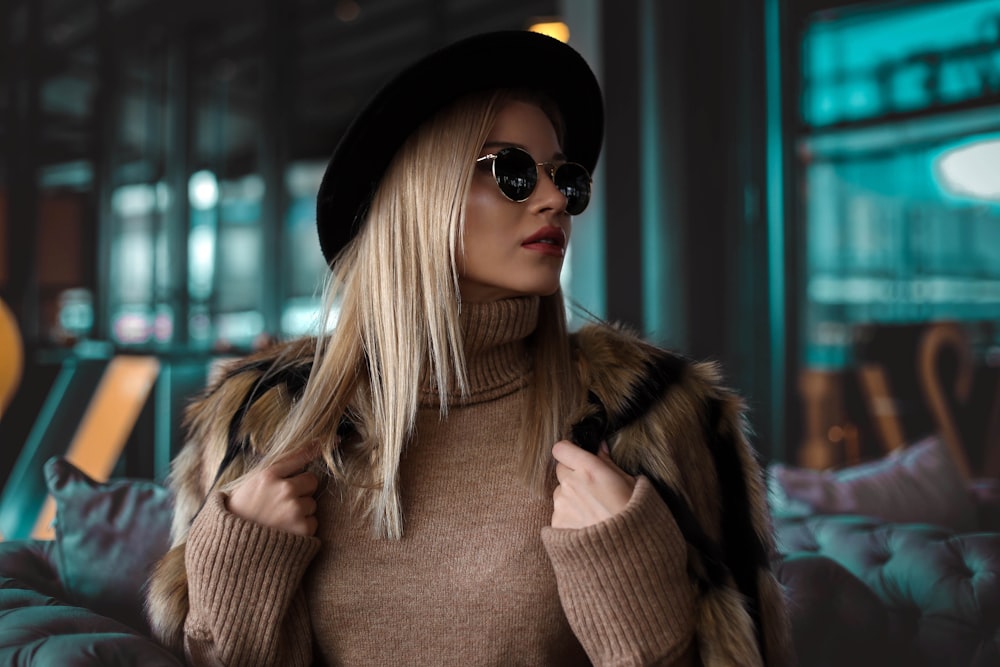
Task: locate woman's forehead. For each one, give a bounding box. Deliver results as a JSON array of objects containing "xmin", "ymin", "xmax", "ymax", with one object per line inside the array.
[{"xmin": 485, "ymin": 100, "xmax": 563, "ymax": 156}]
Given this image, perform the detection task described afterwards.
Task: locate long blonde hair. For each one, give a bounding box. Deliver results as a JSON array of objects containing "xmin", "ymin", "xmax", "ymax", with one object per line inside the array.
[{"xmin": 257, "ymin": 90, "xmax": 579, "ymax": 539}]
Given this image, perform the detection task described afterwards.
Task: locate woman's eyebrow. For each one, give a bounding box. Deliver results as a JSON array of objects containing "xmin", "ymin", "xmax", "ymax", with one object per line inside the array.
[{"xmin": 480, "ymin": 141, "xmax": 567, "ymax": 162}]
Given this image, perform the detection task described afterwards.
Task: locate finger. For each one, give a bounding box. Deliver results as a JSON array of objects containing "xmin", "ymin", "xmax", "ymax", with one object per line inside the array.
[
  {"xmin": 598, "ymin": 447, "xmax": 614, "ymax": 468},
  {"xmin": 595, "ymin": 441, "xmax": 634, "ymax": 477},
  {"xmin": 270, "ymin": 446, "xmax": 319, "ymax": 478},
  {"xmin": 288, "ymin": 470, "xmax": 320, "ymax": 496},
  {"xmin": 595, "ymin": 443, "xmax": 623, "ymax": 472},
  {"xmin": 552, "ymin": 440, "xmax": 595, "ymax": 469},
  {"xmin": 292, "ymin": 515, "xmax": 318, "ymax": 538}
]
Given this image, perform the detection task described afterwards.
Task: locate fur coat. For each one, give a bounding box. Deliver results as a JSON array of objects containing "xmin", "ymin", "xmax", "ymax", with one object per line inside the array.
[{"xmin": 146, "ymin": 324, "xmax": 793, "ymax": 666}]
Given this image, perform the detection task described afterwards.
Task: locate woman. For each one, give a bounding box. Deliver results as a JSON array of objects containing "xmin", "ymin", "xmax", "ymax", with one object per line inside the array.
[{"xmin": 148, "ymin": 31, "xmax": 791, "ymax": 666}]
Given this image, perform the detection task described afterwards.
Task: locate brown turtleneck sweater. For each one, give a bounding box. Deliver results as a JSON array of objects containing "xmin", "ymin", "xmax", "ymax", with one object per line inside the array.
[{"xmin": 183, "ymin": 297, "xmax": 697, "ymax": 666}]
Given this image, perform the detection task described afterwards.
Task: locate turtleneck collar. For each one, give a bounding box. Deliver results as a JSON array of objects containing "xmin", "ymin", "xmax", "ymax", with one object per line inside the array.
[{"xmin": 420, "ymin": 296, "xmax": 539, "ymax": 407}]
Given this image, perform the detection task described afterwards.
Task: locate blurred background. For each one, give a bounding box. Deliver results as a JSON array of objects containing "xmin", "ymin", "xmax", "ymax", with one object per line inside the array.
[{"xmin": 1, "ymin": 0, "xmax": 998, "ymax": 540}]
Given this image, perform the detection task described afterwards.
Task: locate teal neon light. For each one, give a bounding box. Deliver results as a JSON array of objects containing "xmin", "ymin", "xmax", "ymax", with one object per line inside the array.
[
  {"xmin": 765, "ymin": 0, "xmax": 787, "ymax": 461},
  {"xmin": 804, "ymin": 0, "xmax": 1000, "ymax": 126},
  {"xmin": 641, "ymin": 0, "xmax": 666, "ymax": 341}
]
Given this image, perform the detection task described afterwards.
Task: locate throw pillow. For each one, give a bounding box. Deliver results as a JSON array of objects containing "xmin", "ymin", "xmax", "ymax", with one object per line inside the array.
[
  {"xmin": 44, "ymin": 456, "xmax": 174, "ymax": 632},
  {"xmin": 768, "ymin": 436, "xmax": 977, "ymax": 532}
]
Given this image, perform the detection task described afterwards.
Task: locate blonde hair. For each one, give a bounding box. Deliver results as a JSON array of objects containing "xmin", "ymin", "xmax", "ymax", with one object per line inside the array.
[{"xmin": 254, "ymin": 90, "xmax": 579, "ymax": 538}]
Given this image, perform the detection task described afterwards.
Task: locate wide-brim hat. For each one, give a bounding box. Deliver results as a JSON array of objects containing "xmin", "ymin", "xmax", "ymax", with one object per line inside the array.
[{"xmin": 315, "ymin": 30, "xmax": 604, "ymax": 265}]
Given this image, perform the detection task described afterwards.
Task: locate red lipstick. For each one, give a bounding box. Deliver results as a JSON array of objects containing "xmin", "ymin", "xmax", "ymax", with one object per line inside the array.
[{"xmin": 521, "ymin": 226, "xmax": 567, "ymax": 257}]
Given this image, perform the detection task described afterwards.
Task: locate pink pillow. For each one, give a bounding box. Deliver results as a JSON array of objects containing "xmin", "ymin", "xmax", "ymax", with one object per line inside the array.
[{"xmin": 769, "ymin": 436, "xmax": 977, "ymax": 532}]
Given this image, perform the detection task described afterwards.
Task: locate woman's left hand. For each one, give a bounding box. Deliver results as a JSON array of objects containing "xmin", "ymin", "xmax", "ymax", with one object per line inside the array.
[{"xmin": 551, "ymin": 440, "xmax": 637, "ymax": 529}]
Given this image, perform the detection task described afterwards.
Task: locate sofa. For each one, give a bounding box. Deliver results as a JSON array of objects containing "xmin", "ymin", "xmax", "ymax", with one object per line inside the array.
[
  {"xmin": 769, "ymin": 436, "xmax": 1000, "ymax": 667},
  {"xmin": 0, "ymin": 457, "xmax": 182, "ymax": 666},
  {"xmin": 0, "ymin": 454, "xmax": 998, "ymax": 666},
  {"xmin": 774, "ymin": 514, "xmax": 1000, "ymax": 666}
]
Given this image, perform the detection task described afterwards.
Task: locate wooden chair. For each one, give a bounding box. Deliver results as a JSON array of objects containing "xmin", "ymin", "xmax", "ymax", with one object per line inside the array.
[{"xmin": 855, "ymin": 321, "xmax": 999, "ymax": 478}]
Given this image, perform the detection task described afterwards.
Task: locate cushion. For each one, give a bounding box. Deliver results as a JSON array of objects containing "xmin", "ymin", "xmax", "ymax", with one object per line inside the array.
[
  {"xmin": 44, "ymin": 457, "xmax": 174, "ymax": 633},
  {"xmin": 0, "ymin": 573, "xmax": 184, "ymax": 666},
  {"xmin": 0, "ymin": 539, "xmax": 63, "ymax": 600},
  {"xmin": 768, "ymin": 436, "xmax": 977, "ymax": 532}
]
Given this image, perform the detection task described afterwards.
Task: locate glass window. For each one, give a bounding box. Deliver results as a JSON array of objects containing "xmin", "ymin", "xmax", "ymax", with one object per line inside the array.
[{"xmin": 800, "ymin": 0, "xmax": 1000, "ymax": 368}]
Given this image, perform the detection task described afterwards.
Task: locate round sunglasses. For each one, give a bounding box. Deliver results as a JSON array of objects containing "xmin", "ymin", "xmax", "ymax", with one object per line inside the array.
[{"xmin": 475, "ymin": 146, "xmax": 592, "ymax": 216}]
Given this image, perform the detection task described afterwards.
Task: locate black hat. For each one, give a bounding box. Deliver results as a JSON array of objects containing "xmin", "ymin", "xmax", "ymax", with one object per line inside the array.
[{"xmin": 315, "ymin": 30, "xmax": 604, "ymax": 265}]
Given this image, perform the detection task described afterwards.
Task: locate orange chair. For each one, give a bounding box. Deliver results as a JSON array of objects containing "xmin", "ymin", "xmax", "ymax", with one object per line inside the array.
[{"xmin": 0, "ymin": 298, "xmax": 23, "ymax": 418}]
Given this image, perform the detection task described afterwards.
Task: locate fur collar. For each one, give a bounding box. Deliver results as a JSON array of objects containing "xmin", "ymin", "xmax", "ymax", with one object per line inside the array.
[
  {"xmin": 148, "ymin": 325, "xmax": 792, "ymax": 665},
  {"xmin": 569, "ymin": 324, "xmax": 792, "ymax": 666}
]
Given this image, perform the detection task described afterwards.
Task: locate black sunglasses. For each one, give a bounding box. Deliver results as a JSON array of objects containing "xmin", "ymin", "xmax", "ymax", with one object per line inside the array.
[{"xmin": 475, "ymin": 146, "xmax": 592, "ymax": 216}]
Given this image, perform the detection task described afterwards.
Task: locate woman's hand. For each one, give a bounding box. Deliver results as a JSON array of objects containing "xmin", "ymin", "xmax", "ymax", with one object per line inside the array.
[
  {"xmin": 225, "ymin": 448, "xmax": 320, "ymax": 537},
  {"xmin": 551, "ymin": 440, "xmax": 637, "ymax": 529}
]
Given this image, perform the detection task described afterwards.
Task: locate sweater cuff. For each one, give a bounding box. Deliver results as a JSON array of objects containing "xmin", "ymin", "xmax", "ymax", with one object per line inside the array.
[
  {"xmin": 184, "ymin": 491, "xmax": 320, "ymax": 661},
  {"xmin": 542, "ymin": 476, "xmax": 697, "ymax": 666}
]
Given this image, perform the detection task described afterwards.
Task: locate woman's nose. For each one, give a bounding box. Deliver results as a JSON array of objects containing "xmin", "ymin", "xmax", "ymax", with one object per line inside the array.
[{"xmin": 532, "ymin": 164, "xmax": 569, "ymax": 212}]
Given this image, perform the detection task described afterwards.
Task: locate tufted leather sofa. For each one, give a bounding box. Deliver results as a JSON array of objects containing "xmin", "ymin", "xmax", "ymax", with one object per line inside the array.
[
  {"xmin": 1, "ymin": 457, "xmax": 999, "ymax": 665},
  {"xmin": 0, "ymin": 458, "xmax": 183, "ymax": 666},
  {"xmin": 0, "ymin": 539, "xmax": 183, "ymax": 666},
  {"xmin": 774, "ymin": 513, "xmax": 1000, "ymax": 667}
]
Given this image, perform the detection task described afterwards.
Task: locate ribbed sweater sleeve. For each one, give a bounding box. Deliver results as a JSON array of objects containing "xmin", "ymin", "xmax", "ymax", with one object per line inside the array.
[
  {"xmin": 541, "ymin": 476, "xmax": 697, "ymax": 667},
  {"xmin": 183, "ymin": 491, "xmax": 321, "ymax": 667}
]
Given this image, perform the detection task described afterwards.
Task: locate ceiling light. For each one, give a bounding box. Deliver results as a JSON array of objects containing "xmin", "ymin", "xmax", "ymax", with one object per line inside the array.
[
  {"xmin": 934, "ymin": 136, "xmax": 1000, "ymax": 202},
  {"xmin": 189, "ymin": 170, "xmax": 219, "ymax": 210},
  {"xmin": 336, "ymin": 0, "xmax": 361, "ymax": 23},
  {"xmin": 528, "ymin": 20, "xmax": 569, "ymax": 43}
]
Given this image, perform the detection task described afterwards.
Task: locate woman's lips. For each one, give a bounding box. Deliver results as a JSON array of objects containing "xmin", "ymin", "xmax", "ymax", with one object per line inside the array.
[{"xmin": 522, "ymin": 227, "xmax": 566, "ymax": 257}]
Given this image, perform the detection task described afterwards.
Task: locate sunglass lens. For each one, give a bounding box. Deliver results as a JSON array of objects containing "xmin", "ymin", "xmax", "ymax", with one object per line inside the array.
[
  {"xmin": 555, "ymin": 163, "xmax": 592, "ymax": 215},
  {"xmin": 493, "ymin": 148, "xmax": 537, "ymax": 201}
]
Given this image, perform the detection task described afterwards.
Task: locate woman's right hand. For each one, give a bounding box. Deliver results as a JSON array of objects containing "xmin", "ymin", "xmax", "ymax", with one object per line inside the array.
[{"xmin": 225, "ymin": 448, "xmax": 320, "ymax": 537}]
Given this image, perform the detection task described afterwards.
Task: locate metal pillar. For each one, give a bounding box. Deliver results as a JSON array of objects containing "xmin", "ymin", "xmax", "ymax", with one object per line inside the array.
[
  {"xmin": 164, "ymin": 27, "xmax": 193, "ymax": 346},
  {"xmin": 4, "ymin": 0, "xmax": 42, "ymax": 343},
  {"xmin": 91, "ymin": 0, "xmax": 118, "ymax": 342},
  {"xmin": 260, "ymin": 0, "xmax": 294, "ymax": 337},
  {"xmin": 600, "ymin": 1, "xmax": 644, "ymax": 331}
]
